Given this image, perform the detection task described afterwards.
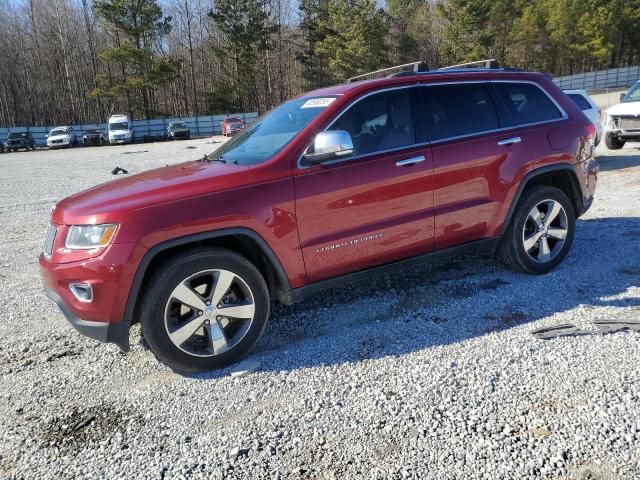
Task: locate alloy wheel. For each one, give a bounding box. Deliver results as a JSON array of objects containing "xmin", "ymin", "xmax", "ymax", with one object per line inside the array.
[
  {"xmin": 522, "ymin": 199, "xmax": 569, "ymax": 263},
  {"xmin": 164, "ymin": 269, "xmax": 256, "ymax": 357}
]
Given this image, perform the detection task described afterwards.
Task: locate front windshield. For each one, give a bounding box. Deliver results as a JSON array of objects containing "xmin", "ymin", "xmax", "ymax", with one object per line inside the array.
[
  {"xmin": 109, "ymin": 122, "xmax": 128, "ymax": 131},
  {"xmin": 85, "ymin": 129, "xmax": 100, "ymax": 134},
  {"xmin": 212, "ymin": 96, "xmax": 337, "ymax": 165},
  {"xmin": 50, "ymin": 129, "xmax": 67, "ymax": 136},
  {"xmin": 9, "ymin": 132, "xmax": 27, "ymax": 139},
  {"xmin": 622, "ymin": 83, "xmax": 640, "ymax": 102},
  {"xmin": 170, "ymin": 123, "xmax": 186, "ymax": 130}
]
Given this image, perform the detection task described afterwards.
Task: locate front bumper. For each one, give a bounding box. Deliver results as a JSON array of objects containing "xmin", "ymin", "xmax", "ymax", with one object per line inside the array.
[
  {"xmin": 48, "ymin": 140, "xmax": 70, "ymax": 148},
  {"xmin": 606, "ymin": 127, "xmax": 640, "ymax": 138},
  {"xmin": 44, "ymin": 286, "xmax": 130, "ymax": 351},
  {"xmin": 170, "ymin": 131, "xmax": 190, "ymax": 139},
  {"xmin": 39, "ymin": 242, "xmax": 139, "ymax": 352}
]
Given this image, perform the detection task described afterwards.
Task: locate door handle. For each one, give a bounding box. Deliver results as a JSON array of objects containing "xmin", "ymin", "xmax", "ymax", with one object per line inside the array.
[
  {"xmin": 497, "ymin": 136, "xmax": 522, "ymax": 146},
  {"xmin": 395, "ymin": 155, "xmax": 426, "ymax": 167}
]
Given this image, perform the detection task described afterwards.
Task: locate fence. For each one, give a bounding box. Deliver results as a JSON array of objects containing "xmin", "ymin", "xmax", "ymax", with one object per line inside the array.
[
  {"xmin": 553, "ymin": 65, "xmax": 640, "ymax": 91},
  {"xmin": 0, "ymin": 112, "xmax": 258, "ymax": 147}
]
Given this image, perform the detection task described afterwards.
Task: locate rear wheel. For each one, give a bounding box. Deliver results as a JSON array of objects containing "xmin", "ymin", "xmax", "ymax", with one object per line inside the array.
[
  {"xmin": 140, "ymin": 248, "xmax": 270, "ymax": 372},
  {"xmin": 605, "ymin": 133, "xmax": 625, "ymax": 150},
  {"xmin": 498, "ymin": 186, "xmax": 575, "ymax": 274}
]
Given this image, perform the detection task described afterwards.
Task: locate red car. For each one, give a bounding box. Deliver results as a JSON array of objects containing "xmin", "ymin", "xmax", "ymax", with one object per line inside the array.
[
  {"xmin": 220, "ymin": 116, "xmax": 247, "ymax": 136},
  {"xmin": 40, "ymin": 66, "xmax": 598, "ymax": 372}
]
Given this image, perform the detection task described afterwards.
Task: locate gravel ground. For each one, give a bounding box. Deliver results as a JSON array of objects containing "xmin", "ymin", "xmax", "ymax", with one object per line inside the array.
[{"xmin": 0, "ymin": 139, "xmax": 639, "ymax": 480}]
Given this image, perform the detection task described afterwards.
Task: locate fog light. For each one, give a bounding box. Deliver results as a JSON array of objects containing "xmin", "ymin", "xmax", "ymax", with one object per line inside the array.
[{"xmin": 69, "ymin": 283, "xmax": 93, "ymax": 303}]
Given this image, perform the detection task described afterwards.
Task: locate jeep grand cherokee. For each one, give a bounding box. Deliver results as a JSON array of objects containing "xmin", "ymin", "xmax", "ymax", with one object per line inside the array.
[{"xmin": 40, "ymin": 68, "xmax": 598, "ymax": 372}]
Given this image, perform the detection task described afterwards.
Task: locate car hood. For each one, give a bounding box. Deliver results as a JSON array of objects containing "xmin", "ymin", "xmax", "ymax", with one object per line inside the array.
[
  {"xmin": 606, "ymin": 101, "xmax": 640, "ymax": 116},
  {"xmin": 49, "ymin": 134, "xmax": 70, "ymax": 140},
  {"xmin": 53, "ymin": 160, "xmax": 251, "ymax": 225}
]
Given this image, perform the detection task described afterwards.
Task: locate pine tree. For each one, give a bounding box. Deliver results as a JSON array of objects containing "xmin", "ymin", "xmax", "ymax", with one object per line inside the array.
[
  {"xmin": 208, "ymin": 0, "xmax": 274, "ymax": 113},
  {"xmin": 314, "ymin": 0, "xmax": 388, "ymax": 83},
  {"xmin": 92, "ymin": 0, "xmax": 180, "ymax": 118}
]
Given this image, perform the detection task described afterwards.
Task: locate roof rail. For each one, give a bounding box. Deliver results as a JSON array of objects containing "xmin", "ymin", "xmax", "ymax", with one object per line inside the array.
[
  {"xmin": 438, "ymin": 59, "xmax": 500, "ymax": 70},
  {"xmin": 347, "ymin": 61, "xmax": 428, "ymax": 83},
  {"xmin": 347, "ymin": 59, "xmax": 526, "ymax": 83}
]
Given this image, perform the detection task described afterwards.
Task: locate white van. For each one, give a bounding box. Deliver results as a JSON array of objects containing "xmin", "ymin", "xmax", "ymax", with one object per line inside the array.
[{"xmin": 108, "ymin": 114, "xmax": 133, "ymax": 144}]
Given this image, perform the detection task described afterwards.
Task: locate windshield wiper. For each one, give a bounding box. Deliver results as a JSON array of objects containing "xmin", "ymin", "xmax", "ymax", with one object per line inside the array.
[{"xmin": 201, "ymin": 153, "xmax": 238, "ymax": 165}]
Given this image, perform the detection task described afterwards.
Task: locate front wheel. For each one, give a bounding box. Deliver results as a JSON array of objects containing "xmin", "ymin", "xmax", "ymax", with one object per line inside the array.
[
  {"xmin": 498, "ymin": 186, "xmax": 575, "ymax": 274},
  {"xmin": 605, "ymin": 133, "xmax": 625, "ymax": 150},
  {"xmin": 140, "ymin": 248, "xmax": 270, "ymax": 372}
]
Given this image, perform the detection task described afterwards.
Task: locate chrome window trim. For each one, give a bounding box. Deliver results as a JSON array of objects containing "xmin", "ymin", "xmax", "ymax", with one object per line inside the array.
[{"xmin": 296, "ymin": 79, "xmax": 570, "ymax": 169}]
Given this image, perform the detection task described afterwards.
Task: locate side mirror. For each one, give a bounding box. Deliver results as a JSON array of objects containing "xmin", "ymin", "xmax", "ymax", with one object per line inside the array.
[
  {"xmin": 302, "ymin": 130, "xmax": 354, "ymax": 166},
  {"xmin": 620, "ymin": 92, "xmax": 626, "ymax": 102}
]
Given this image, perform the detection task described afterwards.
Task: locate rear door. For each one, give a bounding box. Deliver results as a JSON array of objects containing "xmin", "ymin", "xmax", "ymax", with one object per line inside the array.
[
  {"xmin": 492, "ymin": 81, "xmax": 569, "ymax": 162},
  {"xmin": 416, "ymin": 82, "xmax": 535, "ymax": 250},
  {"xmin": 294, "ymin": 87, "xmax": 435, "ymax": 283}
]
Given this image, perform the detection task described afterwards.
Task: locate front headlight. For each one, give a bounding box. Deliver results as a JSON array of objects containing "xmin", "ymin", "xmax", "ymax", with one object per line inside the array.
[
  {"xmin": 604, "ymin": 114, "xmax": 616, "ymax": 129},
  {"xmin": 65, "ymin": 224, "xmax": 118, "ymax": 249}
]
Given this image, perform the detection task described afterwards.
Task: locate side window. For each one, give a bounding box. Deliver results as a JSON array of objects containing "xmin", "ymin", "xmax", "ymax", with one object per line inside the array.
[
  {"xmin": 418, "ymin": 83, "xmax": 499, "ymax": 141},
  {"xmin": 494, "ymin": 83, "xmax": 563, "ymax": 125},
  {"xmin": 331, "ymin": 89, "xmax": 415, "ymax": 156},
  {"xmin": 567, "ymin": 93, "xmax": 591, "ymax": 111}
]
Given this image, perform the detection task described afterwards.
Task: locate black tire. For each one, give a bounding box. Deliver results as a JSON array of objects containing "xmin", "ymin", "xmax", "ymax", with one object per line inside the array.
[
  {"xmin": 498, "ymin": 185, "xmax": 575, "ymax": 274},
  {"xmin": 605, "ymin": 133, "xmax": 625, "ymax": 150},
  {"xmin": 140, "ymin": 247, "xmax": 270, "ymax": 373}
]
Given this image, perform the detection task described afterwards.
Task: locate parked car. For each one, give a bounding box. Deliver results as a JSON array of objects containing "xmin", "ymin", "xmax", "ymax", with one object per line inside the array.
[
  {"xmin": 40, "ymin": 65, "xmax": 598, "ymax": 372},
  {"xmin": 603, "ymin": 81, "xmax": 640, "ymax": 150},
  {"xmin": 563, "ymin": 90, "xmax": 602, "ymax": 145},
  {"xmin": 221, "ymin": 116, "xmax": 246, "ymax": 136},
  {"xmin": 5, "ymin": 131, "xmax": 36, "ymax": 151},
  {"xmin": 47, "ymin": 126, "xmax": 77, "ymax": 149},
  {"xmin": 108, "ymin": 114, "xmax": 133, "ymax": 144},
  {"xmin": 168, "ymin": 122, "xmax": 190, "ymax": 140},
  {"xmin": 83, "ymin": 128, "xmax": 106, "ymax": 146}
]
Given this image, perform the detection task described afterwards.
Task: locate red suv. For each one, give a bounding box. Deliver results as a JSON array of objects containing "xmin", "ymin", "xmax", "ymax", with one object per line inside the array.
[
  {"xmin": 221, "ymin": 116, "xmax": 247, "ymax": 136},
  {"xmin": 40, "ymin": 68, "xmax": 598, "ymax": 372}
]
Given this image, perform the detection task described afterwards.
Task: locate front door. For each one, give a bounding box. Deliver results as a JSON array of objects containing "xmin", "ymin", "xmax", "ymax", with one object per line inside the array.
[{"xmin": 294, "ymin": 88, "xmax": 435, "ymax": 283}]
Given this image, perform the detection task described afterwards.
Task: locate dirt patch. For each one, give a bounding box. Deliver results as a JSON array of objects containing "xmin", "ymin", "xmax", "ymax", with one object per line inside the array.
[
  {"xmin": 616, "ymin": 265, "xmax": 640, "ymax": 275},
  {"xmin": 484, "ymin": 310, "xmax": 528, "ymax": 332},
  {"xmin": 39, "ymin": 404, "xmax": 143, "ymax": 451}
]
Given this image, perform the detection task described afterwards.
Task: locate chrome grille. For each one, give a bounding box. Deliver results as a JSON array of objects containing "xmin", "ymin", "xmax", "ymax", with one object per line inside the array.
[
  {"xmin": 620, "ymin": 118, "xmax": 640, "ymax": 131},
  {"xmin": 43, "ymin": 224, "xmax": 57, "ymax": 258}
]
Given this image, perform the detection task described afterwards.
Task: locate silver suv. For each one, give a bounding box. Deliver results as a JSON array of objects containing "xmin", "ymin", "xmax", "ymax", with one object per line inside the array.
[{"xmin": 603, "ymin": 81, "xmax": 640, "ymax": 149}]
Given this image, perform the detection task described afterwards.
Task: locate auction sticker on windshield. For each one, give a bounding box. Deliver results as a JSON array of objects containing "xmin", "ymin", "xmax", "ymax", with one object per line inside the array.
[{"xmin": 301, "ymin": 97, "xmax": 336, "ymax": 108}]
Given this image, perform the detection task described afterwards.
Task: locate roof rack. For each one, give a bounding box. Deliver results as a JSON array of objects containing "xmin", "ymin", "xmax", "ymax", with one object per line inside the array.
[
  {"xmin": 347, "ymin": 61, "xmax": 428, "ymax": 83},
  {"xmin": 346, "ymin": 59, "xmax": 525, "ymax": 84},
  {"xmin": 438, "ymin": 59, "xmax": 500, "ymax": 70}
]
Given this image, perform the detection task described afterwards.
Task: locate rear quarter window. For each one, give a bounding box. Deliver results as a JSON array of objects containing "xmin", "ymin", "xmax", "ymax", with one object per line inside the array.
[
  {"xmin": 567, "ymin": 93, "xmax": 592, "ymax": 111},
  {"xmin": 494, "ymin": 83, "xmax": 563, "ymax": 125}
]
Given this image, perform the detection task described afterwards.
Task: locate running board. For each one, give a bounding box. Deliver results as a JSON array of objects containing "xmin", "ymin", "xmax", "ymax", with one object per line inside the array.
[{"xmin": 279, "ymin": 237, "xmax": 500, "ymax": 305}]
